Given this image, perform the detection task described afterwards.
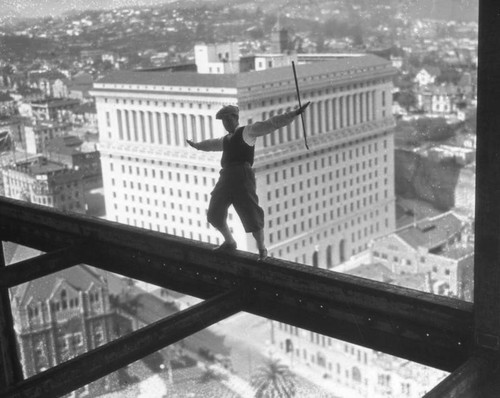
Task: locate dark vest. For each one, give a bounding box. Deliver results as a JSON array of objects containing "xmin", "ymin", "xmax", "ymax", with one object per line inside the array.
[{"xmin": 220, "ymin": 126, "xmax": 255, "ymax": 168}]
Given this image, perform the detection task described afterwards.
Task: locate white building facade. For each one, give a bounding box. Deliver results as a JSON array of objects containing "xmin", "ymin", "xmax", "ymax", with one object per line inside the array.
[
  {"xmin": 91, "ymin": 54, "xmax": 396, "ymax": 267},
  {"xmin": 272, "ymin": 324, "xmax": 448, "ymax": 398}
]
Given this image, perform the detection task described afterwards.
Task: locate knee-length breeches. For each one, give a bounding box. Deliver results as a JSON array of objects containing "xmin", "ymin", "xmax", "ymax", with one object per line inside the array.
[{"xmin": 207, "ymin": 163, "xmax": 264, "ymax": 233}]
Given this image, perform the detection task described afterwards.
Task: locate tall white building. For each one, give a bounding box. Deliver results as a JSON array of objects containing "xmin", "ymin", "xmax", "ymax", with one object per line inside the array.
[{"xmin": 91, "ymin": 54, "xmax": 396, "ymax": 268}]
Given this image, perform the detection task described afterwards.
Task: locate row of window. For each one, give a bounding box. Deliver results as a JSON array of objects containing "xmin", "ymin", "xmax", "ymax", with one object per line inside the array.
[
  {"xmin": 114, "ymin": 109, "xmax": 215, "ymax": 146},
  {"xmin": 264, "ymin": 150, "xmax": 385, "ymax": 186},
  {"xmin": 110, "ymin": 162, "xmax": 218, "ymax": 188},
  {"xmin": 279, "ymin": 338, "xmax": 366, "ymax": 383},
  {"xmin": 107, "ymin": 86, "xmax": 388, "ymax": 148},
  {"xmin": 260, "ymin": 89, "xmax": 387, "ymax": 148}
]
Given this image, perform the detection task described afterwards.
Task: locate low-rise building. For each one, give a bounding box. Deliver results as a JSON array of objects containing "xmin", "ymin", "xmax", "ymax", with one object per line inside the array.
[
  {"xmin": 0, "ymin": 92, "xmax": 17, "ymax": 116},
  {"xmin": 23, "ymin": 120, "xmax": 72, "ymax": 154},
  {"xmin": 30, "ymin": 98, "xmax": 80, "ymax": 122},
  {"xmin": 272, "ymin": 261, "xmax": 449, "ymax": 398},
  {"xmin": 369, "ymin": 211, "xmax": 474, "ymax": 300},
  {"xmin": 72, "ymin": 102, "xmax": 97, "ymax": 131},
  {"xmin": 427, "ymin": 144, "xmax": 475, "ymax": 166},
  {"xmin": 416, "ymin": 84, "xmax": 458, "ymax": 115},
  {"xmin": 0, "ymin": 115, "xmax": 25, "ymax": 152},
  {"xmin": 27, "ymin": 70, "xmax": 68, "ymax": 98},
  {"xmin": 8, "ymin": 244, "xmax": 133, "ymax": 397},
  {"xmin": 414, "ymin": 67, "xmax": 441, "ymax": 87},
  {"xmin": 44, "ymin": 135, "xmax": 102, "ymax": 190},
  {"xmin": 2, "ymin": 156, "xmax": 86, "ymax": 213}
]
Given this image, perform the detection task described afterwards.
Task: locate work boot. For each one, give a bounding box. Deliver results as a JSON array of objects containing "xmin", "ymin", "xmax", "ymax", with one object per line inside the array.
[
  {"xmin": 258, "ymin": 248, "xmax": 268, "ymax": 262},
  {"xmin": 213, "ymin": 241, "xmax": 237, "ymax": 252}
]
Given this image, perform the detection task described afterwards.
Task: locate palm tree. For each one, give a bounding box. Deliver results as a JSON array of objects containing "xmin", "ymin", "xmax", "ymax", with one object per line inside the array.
[{"xmin": 251, "ymin": 358, "xmax": 297, "ymax": 398}]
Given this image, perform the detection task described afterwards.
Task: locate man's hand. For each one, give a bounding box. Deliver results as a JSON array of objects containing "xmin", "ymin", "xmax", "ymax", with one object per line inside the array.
[
  {"xmin": 295, "ymin": 101, "xmax": 311, "ymax": 116},
  {"xmin": 186, "ymin": 139, "xmax": 198, "ymax": 150}
]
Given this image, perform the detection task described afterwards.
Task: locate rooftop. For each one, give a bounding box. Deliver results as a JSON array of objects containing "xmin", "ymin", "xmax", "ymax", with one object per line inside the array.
[
  {"xmin": 7, "ymin": 243, "xmax": 105, "ymax": 308},
  {"xmin": 8, "ymin": 157, "xmax": 85, "ymax": 182},
  {"xmin": 94, "ymin": 54, "xmax": 393, "ymax": 90},
  {"xmin": 347, "ymin": 262, "xmax": 428, "ymax": 291},
  {"xmin": 396, "ymin": 211, "xmax": 464, "ymax": 251},
  {"xmin": 28, "ymin": 70, "xmax": 67, "ymax": 81},
  {"xmin": 441, "ymin": 242, "xmax": 475, "ymax": 260},
  {"xmin": 44, "ymin": 135, "xmax": 84, "ymax": 156},
  {"xmin": 30, "ymin": 98, "xmax": 80, "ymax": 106}
]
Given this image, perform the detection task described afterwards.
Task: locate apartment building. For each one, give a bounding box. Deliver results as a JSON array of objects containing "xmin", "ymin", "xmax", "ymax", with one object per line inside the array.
[{"xmin": 91, "ymin": 52, "xmax": 396, "ymax": 267}]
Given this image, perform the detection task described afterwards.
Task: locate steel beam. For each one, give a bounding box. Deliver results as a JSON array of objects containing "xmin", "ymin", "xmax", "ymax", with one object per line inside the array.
[
  {"xmin": 88, "ymin": 241, "xmax": 472, "ymax": 371},
  {"xmin": 423, "ymin": 354, "xmax": 498, "ymax": 398},
  {"xmin": 0, "ymin": 245, "xmax": 85, "ymax": 288},
  {"xmin": 474, "ymin": 0, "xmax": 500, "ymax": 353},
  {"xmin": 0, "ymin": 288, "xmax": 245, "ymax": 398},
  {"xmin": 0, "ymin": 197, "xmax": 474, "ymax": 371}
]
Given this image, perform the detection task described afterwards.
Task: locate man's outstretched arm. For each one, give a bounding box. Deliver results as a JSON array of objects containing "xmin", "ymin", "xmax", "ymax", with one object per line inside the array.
[
  {"xmin": 186, "ymin": 138, "xmax": 223, "ymax": 151},
  {"xmin": 246, "ymin": 101, "xmax": 311, "ymax": 138}
]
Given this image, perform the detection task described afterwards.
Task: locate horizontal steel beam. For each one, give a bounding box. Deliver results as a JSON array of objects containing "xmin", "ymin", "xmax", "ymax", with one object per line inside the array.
[
  {"xmin": 0, "ymin": 289, "xmax": 245, "ymax": 398},
  {"xmin": 0, "ymin": 245, "xmax": 85, "ymax": 288},
  {"xmin": 0, "ymin": 197, "xmax": 474, "ymax": 371}
]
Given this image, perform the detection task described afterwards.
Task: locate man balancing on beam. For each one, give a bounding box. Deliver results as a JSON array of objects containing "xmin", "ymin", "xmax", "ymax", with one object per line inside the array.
[{"xmin": 187, "ymin": 102, "xmax": 310, "ymax": 261}]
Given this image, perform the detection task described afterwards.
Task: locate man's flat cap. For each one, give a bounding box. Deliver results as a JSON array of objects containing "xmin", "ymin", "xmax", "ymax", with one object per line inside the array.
[{"xmin": 216, "ymin": 105, "xmax": 239, "ymax": 119}]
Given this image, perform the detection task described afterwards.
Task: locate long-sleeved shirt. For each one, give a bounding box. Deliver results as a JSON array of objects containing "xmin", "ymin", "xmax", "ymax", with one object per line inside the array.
[{"xmin": 195, "ymin": 110, "xmax": 298, "ymax": 151}]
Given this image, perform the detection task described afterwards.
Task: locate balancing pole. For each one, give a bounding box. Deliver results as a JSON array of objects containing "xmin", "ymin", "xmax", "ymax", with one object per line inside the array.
[{"xmin": 292, "ymin": 61, "xmax": 309, "ymax": 150}]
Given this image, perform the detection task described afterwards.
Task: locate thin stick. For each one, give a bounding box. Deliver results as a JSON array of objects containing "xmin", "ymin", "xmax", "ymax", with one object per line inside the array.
[{"xmin": 292, "ymin": 61, "xmax": 309, "ymax": 150}]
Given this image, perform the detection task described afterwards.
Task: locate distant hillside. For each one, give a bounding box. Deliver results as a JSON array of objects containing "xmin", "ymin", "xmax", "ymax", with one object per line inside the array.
[
  {"xmin": 0, "ymin": 35, "xmax": 56, "ymax": 59},
  {"xmin": 401, "ymin": 0, "xmax": 478, "ymax": 22},
  {"xmin": 0, "ymin": 0, "xmax": 478, "ymax": 22},
  {"xmin": 0, "ymin": 0, "xmax": 176, "ymax": 20}
]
